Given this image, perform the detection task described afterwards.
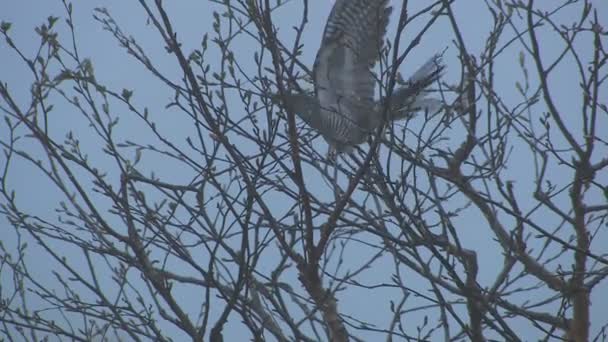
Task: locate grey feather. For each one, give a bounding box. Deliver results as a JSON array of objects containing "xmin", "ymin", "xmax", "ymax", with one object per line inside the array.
[{"xmin": 280, "ymin": 0, "xmax": 445, "ymax": 154}]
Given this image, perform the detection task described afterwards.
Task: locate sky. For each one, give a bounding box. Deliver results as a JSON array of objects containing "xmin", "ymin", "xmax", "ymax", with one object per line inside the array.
[{"xmin": 1, "ymin": 0, "xmax": 607, "ymax": 341}]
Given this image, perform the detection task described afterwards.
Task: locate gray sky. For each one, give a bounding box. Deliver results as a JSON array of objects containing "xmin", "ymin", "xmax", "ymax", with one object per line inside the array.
[{"xmin": 1, "ymin": 0, "xmax": 607, "ymax": 340}]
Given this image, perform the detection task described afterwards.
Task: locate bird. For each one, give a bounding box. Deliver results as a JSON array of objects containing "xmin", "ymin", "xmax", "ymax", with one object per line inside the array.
[{"xmin": 278, "ymin": 0, "xmax": 445, "ymax": 156}]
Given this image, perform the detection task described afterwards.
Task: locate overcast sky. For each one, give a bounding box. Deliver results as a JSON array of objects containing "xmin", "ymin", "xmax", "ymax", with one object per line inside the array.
[{"xmin": 1, "ymin": 0, "xmax": 607, "ymax": 340}]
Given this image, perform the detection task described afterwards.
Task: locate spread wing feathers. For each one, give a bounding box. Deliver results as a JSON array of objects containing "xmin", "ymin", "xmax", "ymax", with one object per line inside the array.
[
  {"xmin": 387, "ymin": 54, "xmax": 445, "ymax": 120},
  {"xmin": 315, "ymin": 0, "xmax": 392, "ymax": 98},
  {"xmin": 313, "ymin": 0, "xmax": 392, "ymax": 139},
  {"xmin": 406, "ymin": 54, "xmax": 445, "ymax": 88}
]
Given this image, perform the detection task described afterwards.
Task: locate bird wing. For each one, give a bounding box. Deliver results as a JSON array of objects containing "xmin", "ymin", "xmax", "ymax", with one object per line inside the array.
[
  {"xmin": 313, "ymin": 0, "xmax": 392, "ymax": 135},
  {"xmin": 388, "ymin": 54, "xmax": 445, "ymax": 120}
]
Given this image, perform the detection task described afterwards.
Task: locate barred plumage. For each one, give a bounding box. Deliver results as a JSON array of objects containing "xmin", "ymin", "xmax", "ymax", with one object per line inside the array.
[{"xmin": 279, "ymin": 0, "xmax": 445, "ymax": 155}]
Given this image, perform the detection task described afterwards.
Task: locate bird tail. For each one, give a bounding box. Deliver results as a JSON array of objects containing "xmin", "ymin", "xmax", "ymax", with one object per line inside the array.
[{"xmin": 387, "ymin": 54, "xmax": 445, "ymax": 121}]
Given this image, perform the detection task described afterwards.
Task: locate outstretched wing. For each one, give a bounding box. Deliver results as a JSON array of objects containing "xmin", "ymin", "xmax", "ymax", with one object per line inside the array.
[
  {"xmin": 313, "ymin": 0, "xmax": 392, "ymax": 142},
  {"xmin": 388, "ymin": 54, "xmax": 445, "ymax": 120}
]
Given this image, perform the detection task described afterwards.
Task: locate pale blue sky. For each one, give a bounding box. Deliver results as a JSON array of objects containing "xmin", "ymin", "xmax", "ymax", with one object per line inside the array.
[{"xmin": 1, "ymin": 1, "xmax": 607, "ymax": 341}]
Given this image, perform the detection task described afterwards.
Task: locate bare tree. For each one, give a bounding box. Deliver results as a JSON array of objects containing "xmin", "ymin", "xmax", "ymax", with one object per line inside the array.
[{"xmin": 1, "ymin": 0, "xmax": 607, "ymax": 341}]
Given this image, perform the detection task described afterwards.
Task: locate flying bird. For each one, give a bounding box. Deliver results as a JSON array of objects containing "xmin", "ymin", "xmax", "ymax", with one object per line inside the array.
[{"xmin": 279, "ymin": 0, "xmax": 445, "ymax": 156}]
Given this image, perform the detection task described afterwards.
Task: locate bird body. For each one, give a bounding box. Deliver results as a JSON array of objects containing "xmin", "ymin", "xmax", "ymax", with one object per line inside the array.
[{"xmin": 281, "ymin": 0, "xmax": 444, "ymax": 154}]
